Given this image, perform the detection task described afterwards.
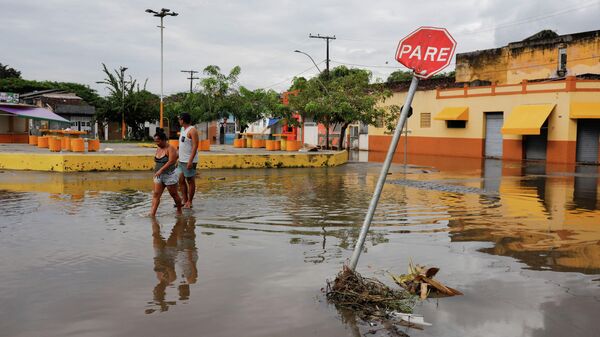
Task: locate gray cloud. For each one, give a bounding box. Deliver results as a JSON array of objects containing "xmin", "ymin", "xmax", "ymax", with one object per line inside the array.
[{"xmin": 3, "ymin": 0, "xmax": 598, "ymax": 96}]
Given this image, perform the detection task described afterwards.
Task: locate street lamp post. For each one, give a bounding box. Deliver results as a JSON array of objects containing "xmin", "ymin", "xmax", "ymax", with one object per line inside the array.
[
  {"xmin": 145, "ymin": 8, "xmax": 178, "ymax": 129},
  {"xmin": 293, "ymin": 50, "xmax": 328, "ymax": 94},
  {"xmin": 294, "ymin": 49, "xmax": 332, "ymax": 149}
]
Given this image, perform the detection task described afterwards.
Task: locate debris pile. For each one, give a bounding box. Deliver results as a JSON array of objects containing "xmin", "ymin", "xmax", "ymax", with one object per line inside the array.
[
  {"xmin": 326, "ymin": 266, "xmax": 416, "ymax": 318},
  {"xmin": 390, "ymin": 261, "xmax": 463, "ymax": 299}
]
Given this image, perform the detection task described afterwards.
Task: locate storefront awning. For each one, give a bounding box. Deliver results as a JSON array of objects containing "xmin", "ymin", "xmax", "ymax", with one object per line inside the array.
[
  {"xmin": 267, "ymin": 118, "xmax": 281, "ymax": 127},
  {"xmin": 0, "ymin": 105, "xmax": 69, "ymax": 123},
  {"xmin": 434, "ymin": 107, "xmax": 469, "ymax": 120},
  {"xmin": 570, "ymin": 103, "xmax": 600, "ymax": 119},
  {"xmin": 501, "ymin": 104, "xmax": 555, "ymax": 135}
]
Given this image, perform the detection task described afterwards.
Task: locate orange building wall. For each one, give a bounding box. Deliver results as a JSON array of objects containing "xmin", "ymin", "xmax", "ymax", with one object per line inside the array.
[
  {"xmin": 370, "ymin": 135, "xmax": 484, "ymax": 158},
  {"xmin": 547, "ymin": 140, "xmax": 577, "ymax": 164},
  {"xmin": 0, "ymin": 134, "xmax": 29, "ymax": 143}
]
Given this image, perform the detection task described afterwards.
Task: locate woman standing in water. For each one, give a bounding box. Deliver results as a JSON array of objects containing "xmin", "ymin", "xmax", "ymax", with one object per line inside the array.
[{"xmin": 150, "ymin": 129, "xmax": 182, "ymax": 216}]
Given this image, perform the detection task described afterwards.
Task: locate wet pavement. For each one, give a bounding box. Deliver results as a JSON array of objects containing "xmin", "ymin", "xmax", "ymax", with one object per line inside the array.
[{"xmin": 0, "ymin": 153, "xmax": 599, "ymax": 337}]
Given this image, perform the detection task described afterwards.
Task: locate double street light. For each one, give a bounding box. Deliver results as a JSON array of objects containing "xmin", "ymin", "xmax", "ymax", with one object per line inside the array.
[{"xmin": 145, "ymin": 8, "xmax": 178, "ymax": 129}]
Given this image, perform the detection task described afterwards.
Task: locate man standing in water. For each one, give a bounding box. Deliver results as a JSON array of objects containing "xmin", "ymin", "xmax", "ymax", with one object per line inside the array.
[{"xmin": 177, "ymin": 112, "xmax": 199, "ymax": 209}]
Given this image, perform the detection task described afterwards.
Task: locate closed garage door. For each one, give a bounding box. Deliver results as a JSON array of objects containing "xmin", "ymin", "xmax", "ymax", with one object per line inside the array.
[
  {"xmin": 576, "ymin": 119, "xmax": 600, "ymax": 163},
  {"xmin": 485, "ymin": 112, "xmax": 503, "ymax": 158},
  {"xmin": 524, "ymin": 121, "xmax": 548, "ymax": 160}
]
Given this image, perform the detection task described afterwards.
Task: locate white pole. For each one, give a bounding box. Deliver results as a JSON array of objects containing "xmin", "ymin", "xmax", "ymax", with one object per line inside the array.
[{"xmin": 348, "ymin": 76, "xmax": 419, "ymax": 270}]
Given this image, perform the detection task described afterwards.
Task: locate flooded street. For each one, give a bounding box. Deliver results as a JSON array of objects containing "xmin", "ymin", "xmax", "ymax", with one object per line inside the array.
[{"xmin": 1, "ymin": 155, "xmax": 599, "ymax": 337}]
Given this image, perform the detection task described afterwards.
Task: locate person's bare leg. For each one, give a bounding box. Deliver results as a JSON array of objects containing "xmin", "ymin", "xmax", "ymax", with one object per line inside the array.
[
  {"xmin": 150, "ymin": 183, "xmax": 166, "ymax": 216},
  {"xmin": 166, "ymin": 184, "xmax": 183, "ymax": 215},
  {"xmin": 179, "ymin": 173, "xmax": 188, "ymax": 205},
  {"xmin": 184, "ymin": 176, "xmax": 195, "ymax": 208}
]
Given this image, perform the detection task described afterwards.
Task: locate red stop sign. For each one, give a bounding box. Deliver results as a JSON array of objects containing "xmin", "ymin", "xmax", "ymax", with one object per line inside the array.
[{"xmin": 395, "ymin": 27, "xmax": 456, "ymax": 79}]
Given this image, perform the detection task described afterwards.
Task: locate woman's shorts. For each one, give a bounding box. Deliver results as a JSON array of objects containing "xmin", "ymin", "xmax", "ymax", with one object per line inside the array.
[{"xmin": 153, "ymin": 169, "xmax": 179, "ymax": 186}]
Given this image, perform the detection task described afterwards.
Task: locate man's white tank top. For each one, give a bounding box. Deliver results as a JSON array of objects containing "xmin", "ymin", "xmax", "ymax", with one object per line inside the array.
[{"xmin": 178, "ymin": 126, "xmax": 198, "ymax": 163}]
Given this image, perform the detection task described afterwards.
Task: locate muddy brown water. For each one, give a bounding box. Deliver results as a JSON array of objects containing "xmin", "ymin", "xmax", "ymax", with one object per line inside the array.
[{"xmin": 0, "ymin": 156, "xmax": 599, "ymax": 337}]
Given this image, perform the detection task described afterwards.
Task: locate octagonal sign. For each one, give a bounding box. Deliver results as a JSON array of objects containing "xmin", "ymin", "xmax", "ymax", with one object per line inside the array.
[{"xmin": 395, "ymin": 27, "xmax": 456, "ymax": 79}]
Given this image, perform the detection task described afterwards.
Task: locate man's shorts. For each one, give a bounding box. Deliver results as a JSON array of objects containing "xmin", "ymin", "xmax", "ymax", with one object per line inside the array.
[
  {"xmin": 153, "ymin": 168, "xmax": 179, "ymax": 186},
  {"xmin": 178, "ymin": 161, "xmax": 197, "ymax": 178}
]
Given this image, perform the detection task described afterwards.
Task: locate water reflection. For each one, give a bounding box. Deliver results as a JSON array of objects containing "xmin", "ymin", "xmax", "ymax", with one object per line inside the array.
[
  {"xmin": 573, "ymin": 165, "xmax": 599, "ymax": 210},
  {"xmin": 146, "ymin": 215, "xmax": 198, "ymax": 314}
]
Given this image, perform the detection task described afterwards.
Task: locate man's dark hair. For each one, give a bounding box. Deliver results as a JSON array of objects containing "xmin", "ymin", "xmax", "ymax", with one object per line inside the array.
[{"xmin": 179, "ymin": 112, "xmax": 192, "ymax": 124}]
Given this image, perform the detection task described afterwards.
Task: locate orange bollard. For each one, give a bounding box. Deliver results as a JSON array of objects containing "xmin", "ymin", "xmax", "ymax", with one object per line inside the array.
[
  {"xmin": 200, "ymin": 139, "xmax": 210, "ymax": 151},
  {"xmin": 71, "ymin": 138, "xmax": 85, "ymax": 152},
  {"xmin": 252, "ymin": 139, "xmax": 265, "ymax": 148},
  {"xmin": 61, "ymin": 137, "xmax": 71, "ymax": 151},
  {"xmin": 88, "ymin": 139, "xmax": 100, "ymax": 152},
  {"xmin": 29, "ymin": 135, "xmax": 38, "ymax": 145},
  {"xmin": 286, "ymin": 140, "xmax": 300, "ymax": 152},
  {"xmin": 37, "ymin": 136, "xmax": 49, "ymax": 148},
  {"xmin": 265, "ymin": 140, "xmax": 274, "ymax": 151},
  {"xmin": 233, "ymin": 138, "xmax": 245, "ymax": 148},
  {"xmin": 48, "ymin": 137, "xmax": 62, "ymax": 152}
]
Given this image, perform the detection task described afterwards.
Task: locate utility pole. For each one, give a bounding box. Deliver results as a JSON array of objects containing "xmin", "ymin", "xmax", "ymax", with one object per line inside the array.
[
  {"xmin": 181, "ymin": 70, "xmax": 199, "ymax": 94},
  {"xmin": 309, "ymin": 34, "xmax": 336, "ymax": 77}
]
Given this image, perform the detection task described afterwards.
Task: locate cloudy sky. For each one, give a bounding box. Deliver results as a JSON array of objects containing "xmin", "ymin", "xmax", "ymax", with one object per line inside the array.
[{"xmin": 3, "ymin": 0, "xmax": 599, "ymax": 96}]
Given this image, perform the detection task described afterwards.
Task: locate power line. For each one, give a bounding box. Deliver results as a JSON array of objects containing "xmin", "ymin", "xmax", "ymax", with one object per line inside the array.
[
  {"xmin": 331, "ymin": 55, "xmax": 600, "ymax": 78},
  {"xmin": 261, "ymin": 61, "xmax": 325, "ymax": 90},
  {"xmin": 335, "ymin": 1, "xmax": 600, "ymax": 43}
]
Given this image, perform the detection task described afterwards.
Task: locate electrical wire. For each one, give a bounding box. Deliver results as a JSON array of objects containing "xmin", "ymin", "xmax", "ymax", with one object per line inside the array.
[
  {"xmin": 260, "ymin": 60, "xmax": 325, "ymax": 90},
  {"xmin": 335, "ymin": 1, "xmax": 600, "ymax": 43}
]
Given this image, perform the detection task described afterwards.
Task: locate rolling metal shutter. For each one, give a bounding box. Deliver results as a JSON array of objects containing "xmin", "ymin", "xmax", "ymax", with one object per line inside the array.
[
  {"xmin": 576, "ymin": 119, "xmax": 600, "ymax": 163},
  {"xmin": 524, "ymin": 122, "xmax": 548, "ymax": 160},
  {"xmin": 485, "ymin": 113, "xmax": 503, "ymax": 158}
]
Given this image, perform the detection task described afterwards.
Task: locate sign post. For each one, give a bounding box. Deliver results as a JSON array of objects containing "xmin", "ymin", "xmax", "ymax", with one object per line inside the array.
[{"xmin": 349, "ymin": 27, "xmax": 456, "ymax": 270}]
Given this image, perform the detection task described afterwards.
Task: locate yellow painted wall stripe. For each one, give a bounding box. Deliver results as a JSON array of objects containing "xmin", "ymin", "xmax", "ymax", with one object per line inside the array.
[{"xmin": 0, "ymin": 151, "xmax": 348, "ymax": 172}]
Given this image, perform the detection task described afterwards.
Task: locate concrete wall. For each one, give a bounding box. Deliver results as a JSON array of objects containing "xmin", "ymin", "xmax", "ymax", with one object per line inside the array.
[{"xmin": 456, "ymin": 30, "xmax": 600, "ymax": 84}]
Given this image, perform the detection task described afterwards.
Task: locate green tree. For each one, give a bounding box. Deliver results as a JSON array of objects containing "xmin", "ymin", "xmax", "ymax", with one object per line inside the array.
[
  {"xmin": 386, "ymin": 70, "xmax": 413, "ymax": 84},
  {"xmin": 0, "ymin": 63, "xmax": 21, "ymax": 79},
  {"xmin": 0, "ymin": 77, "xmax": 100, "ymax": 106},
  {"xmin": 289, "ymin": 66, "xmax": 395, "ymax": 150},
  {"xmin": 96, "ymin": 63, "xmax": 159, "ymax": 139}
]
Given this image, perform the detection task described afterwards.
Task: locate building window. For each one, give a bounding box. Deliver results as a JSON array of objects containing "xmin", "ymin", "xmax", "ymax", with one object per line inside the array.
[
  {"xmin": 420, "ymin": 112, "xmax": 431, "ymax": 128},
  {"xmin": 446, "ymin": 120, "xmax": 467, "ymax": 128},
  {"xmin": 558, "ymin": 47, "xmax": 567, "ymax": 76}
]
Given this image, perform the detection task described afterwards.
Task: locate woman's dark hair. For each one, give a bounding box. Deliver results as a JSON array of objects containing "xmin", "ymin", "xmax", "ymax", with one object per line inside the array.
[{"xmin": 154, "ymin": 128, "xmax": 167, "ymax": 141}]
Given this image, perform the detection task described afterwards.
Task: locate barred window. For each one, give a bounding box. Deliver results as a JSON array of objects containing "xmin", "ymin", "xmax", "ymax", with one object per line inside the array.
[{"xmin": 420, "ymin": 112, "xmax": 431, "ymax": 128}]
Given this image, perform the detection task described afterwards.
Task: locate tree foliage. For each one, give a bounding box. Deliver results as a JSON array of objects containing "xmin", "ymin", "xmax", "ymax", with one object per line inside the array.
[
  {"xmin": 95, "ymin": 64, "xmax": 159, "ymax": 139},
  {"xmin": 0, "ymin": 63, "xmax": 21, "ymax": 79},
  {"xmin": 288, "ymin": 66, "xmax": 395, "ymax": 149},
  {"xmin": 0, "ymin": 77, "xmax": 100, "ymax": 106},
  {"xmin": 165, "ymin": 65, "xmax": 286, "ymax": 133}
]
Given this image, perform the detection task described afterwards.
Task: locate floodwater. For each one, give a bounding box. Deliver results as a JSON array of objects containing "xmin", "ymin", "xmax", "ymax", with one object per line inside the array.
[{"xmin": 0, "ymin": 154, "xmax": 599, "ymax": 337}]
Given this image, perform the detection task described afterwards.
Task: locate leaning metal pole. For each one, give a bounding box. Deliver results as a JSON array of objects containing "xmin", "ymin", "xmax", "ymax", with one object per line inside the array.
[{"xmin": 348, "ymin": 75, "xmax": 419, "ymax": 270}]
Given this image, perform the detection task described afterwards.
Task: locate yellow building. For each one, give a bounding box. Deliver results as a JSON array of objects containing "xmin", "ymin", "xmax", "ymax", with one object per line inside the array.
[{"xmin": 370, "ymin": 30, "xmax": 600, "ymax": 164}]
